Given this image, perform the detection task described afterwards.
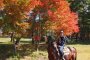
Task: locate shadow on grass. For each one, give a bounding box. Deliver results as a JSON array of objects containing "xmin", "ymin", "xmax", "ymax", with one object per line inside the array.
[
  {"xmin": 0, "ymin": 42, "xmax": 4, "ymax": 43},
  {"xmin": 0, "ymin": 44, "xmax": 14, "ymax": 60},
  {"xmin": 0, "ymin": 43, "xmax": 47, "ymax": 60}
]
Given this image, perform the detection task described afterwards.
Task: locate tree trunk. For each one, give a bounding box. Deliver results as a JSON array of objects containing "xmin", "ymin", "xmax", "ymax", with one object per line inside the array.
[
  {"xmin": 15, "ymin": 37, "xmax": 21, "ymax": 45},
  {"xmin": 14, "ymin": 37, "xmax": 21, "ymax": 53}
]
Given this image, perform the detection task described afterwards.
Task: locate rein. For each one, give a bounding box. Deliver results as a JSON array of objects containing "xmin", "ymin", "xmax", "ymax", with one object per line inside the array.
[{"xmin": 52, "ymin": 42, "xmax": 60, "ymax": 60}]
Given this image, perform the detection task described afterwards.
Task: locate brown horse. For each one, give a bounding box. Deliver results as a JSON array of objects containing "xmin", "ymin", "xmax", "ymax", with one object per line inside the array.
[
  {"xmin": 47, "ymin": 41, "xmax": 77, "ymax": 60},
  {"xmin": 47, "ymin": 41, "xmax": 60, "ymax": 60}
]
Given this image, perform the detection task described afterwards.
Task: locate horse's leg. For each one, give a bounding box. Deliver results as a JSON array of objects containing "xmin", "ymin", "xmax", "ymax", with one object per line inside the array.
[
  {"xmin": 74, "ymin": 48, "xmax": 77, "ymax": 60},
  {"xmin": 48, "ymin": 48, "xmax": 55, "ymax": 60},
  {"xmin": 48, "ymin": 50, "xmax": 51, "ymax": 60},
  {"xmin": 69, "ymin": 47, "xmax": 77, "ymax": 60},
  {"xmin": 71, "ymin": 47, "xmax": 77, "ymax": 60},
  {"xmin": 48, "ymin": 55, "xmax": 51, "ymax": 60},
  {"xmin": 48, "ymin": 52, "xmax": 52, "ymax": 60}
]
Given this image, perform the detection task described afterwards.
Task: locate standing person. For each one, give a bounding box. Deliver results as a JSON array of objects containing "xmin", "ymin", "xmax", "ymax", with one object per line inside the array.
[
  {"xmin": 34, "ymin": 35, "xmax": 40, "ymax": 51},
  {"xmin": 10, "ymin": 32, "xmax": 16, "ymax": 43},
  {"xmin": 57, "ymin": 30, "xmax": 68, "ymax": 60},
  {"xmin": 34, "ymin": 35, "xmax": 40, "ymax": 44},
  {"xmin": 10, "ymin": 32, "xmax": 14, "ymax": 42}
]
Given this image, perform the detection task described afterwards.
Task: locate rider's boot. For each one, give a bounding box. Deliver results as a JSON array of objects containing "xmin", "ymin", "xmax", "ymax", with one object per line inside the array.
[{"xmin": 62, "ymin": 55, "xmax": 65, "ymax": 60}]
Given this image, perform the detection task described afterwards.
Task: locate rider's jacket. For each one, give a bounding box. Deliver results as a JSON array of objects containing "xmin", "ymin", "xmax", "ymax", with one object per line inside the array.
[{"xmin": 57, "ymin": 36, "xmax": 66, "ymax": 46}]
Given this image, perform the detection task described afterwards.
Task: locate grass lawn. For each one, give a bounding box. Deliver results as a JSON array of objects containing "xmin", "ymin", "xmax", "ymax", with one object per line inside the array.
[
  {"xmin": 0, "ymin": 38, "xmax": 90, "ymax": 60},
  {"xmin": 0, "ymin": 38, "xmax": 31, "ymax": 44},
  {"xmin": 69, "ymin": 44, "xmax": 90, "ymax": 60}
]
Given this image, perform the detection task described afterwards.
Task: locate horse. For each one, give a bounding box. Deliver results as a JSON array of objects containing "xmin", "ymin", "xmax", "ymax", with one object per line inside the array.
[
  {"xmin": 47, "ymin": 36, "xmax": 77, "ymax": 60},
  {"xmin": 47, "ymin": 41, "xmax": 60, "ymax": 60}
]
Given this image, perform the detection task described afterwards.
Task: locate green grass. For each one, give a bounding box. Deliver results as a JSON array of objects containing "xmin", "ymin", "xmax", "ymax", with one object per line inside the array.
[
  {"xmin": 0, "ymin": 38, "xmax": 31, "ymax": 44},
  {"xmin": 0, "ymin": 38, "xmax": 48, "ymax": 60},
  {"xmin": 0, "ymin": 38, "xmax": 90, "ymax": 60},
  {"xmin": 69, "ymin": 44, "xmax": 90, "ymax": 60}
]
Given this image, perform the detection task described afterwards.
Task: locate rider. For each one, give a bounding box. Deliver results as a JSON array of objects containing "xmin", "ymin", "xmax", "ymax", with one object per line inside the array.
[{"xmin": 57, "ymin": 30, "xmax": 68, "ymax": 60}]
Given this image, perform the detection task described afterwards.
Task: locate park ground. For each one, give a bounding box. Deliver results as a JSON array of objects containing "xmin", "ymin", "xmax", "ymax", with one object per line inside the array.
[{"xmin": 0, "ymin": 38, "xmax": 90, "ymax": 60}]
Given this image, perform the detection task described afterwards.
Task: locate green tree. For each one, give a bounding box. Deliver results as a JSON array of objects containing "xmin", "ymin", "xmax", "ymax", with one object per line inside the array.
[{"xmin": 69, "ymin": 0, "xmax": 90, "ymax": 41}]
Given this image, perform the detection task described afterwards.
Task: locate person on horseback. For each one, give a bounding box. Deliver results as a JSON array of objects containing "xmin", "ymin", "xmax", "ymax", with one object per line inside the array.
[{"xmin": 57, "ymin": 30, "xmax": 68, "ymax": 60}]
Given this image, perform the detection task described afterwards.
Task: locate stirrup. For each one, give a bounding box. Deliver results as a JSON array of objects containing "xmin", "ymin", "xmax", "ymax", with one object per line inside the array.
[{"xmin": 62, "ymin": 55, "xmax": 65, "ymax": 60}]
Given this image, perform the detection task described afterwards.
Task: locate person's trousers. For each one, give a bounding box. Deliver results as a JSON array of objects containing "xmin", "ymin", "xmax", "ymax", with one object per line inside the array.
[{"xmin": 59, "ymin": 46, "xmax": 64, "ymax": 57}]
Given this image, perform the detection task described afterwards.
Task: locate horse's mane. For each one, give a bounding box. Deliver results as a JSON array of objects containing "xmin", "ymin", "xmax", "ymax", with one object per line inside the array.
[{"xmin": 47, "ymin": 41, "xmax": 60, "ymax": 60}]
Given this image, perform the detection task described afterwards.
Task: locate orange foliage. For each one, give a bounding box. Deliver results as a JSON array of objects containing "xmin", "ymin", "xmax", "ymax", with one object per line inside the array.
[
  {"xmin": 0, "ymin": 0, "xmax": 4, "ymax": 9},
  {"xmin": 23, "ymin": 0, "xmax": 41, "ymax": 12},
  {"xmin": 34, "ymin": 0, "xmax": 79, "ymax": 35},
  {"xmin": 45, "ymin": 0, "xmax": 79, "ymax": 35},
  {"xmin": 0, "ymin": 0, "xmax": 79, "ymax": 35},
  {"xmin": 0, "ymin": 0, "xmax": 40, "ymax": 30},
  {"xmin": 16, "ymin": 22, "xmax": 30, "ymax": 30}
]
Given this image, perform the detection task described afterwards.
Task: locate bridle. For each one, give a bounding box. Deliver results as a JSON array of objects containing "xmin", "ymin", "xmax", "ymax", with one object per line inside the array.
[{"xmin": 52, "ymin": 42, "xmax": 61, "ymax": 60}]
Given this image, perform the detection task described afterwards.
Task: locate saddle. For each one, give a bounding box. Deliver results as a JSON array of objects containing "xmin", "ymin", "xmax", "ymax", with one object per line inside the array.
[
  {"xmin": 57, "ymin": 46, "xmax": 70, "ymax": 60},
  {"xmin": 63, "ymin": 46, "xmax": 71, "ymax": 55},
  {"xmin": 58, "ymin": 46, "xmax": 70, "ymax": 54}
]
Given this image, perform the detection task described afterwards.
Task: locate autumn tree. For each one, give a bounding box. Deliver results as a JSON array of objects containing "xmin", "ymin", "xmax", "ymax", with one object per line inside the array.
[
  {"xmin": 31, "ymin": 0, "xmax": 79, "ymax": 36},
  {"xmin": 0, "ymin": 0, "xmax": 40, "ymax": 44},
  {"xmin": 0, "ymin": 0, "xmax": 79, "ymax": 40}
]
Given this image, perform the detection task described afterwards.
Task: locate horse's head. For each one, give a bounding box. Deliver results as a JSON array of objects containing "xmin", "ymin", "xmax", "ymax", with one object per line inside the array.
[
  {"xmin": 47, "ymin": 41, "xmax": 60, "ymax": 60},
  {"xmin": 52, "ymin": 41, "xmax": 60, "ymax": 55},
  {"xmin": 52, "ymin": 42, "xmax": 58, "ymax": 50}
]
